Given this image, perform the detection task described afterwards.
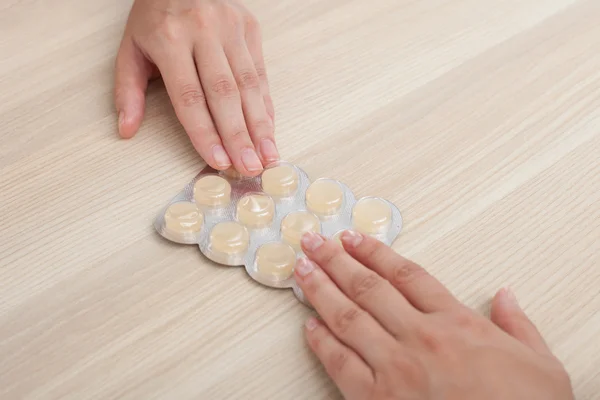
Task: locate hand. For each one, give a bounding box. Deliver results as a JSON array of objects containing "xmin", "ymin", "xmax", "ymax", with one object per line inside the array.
[
  {"xmin": 114, "ymin": 0, "xmax": 277, "ymax": 176},
  {"xmin": 295, "ymin": 231, "xmax": 575, "ymax": 400}
]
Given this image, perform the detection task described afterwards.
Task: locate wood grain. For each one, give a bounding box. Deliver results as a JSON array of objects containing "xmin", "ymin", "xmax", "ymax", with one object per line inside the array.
[{"xmin": 1, "ymin": 0, "xmax": 599, "ymax": 399}]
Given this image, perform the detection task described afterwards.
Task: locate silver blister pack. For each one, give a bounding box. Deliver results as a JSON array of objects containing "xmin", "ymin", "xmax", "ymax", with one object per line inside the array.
[{"xmin": 154, "ymin": 161, "xmax": 403, "ymax": 306}]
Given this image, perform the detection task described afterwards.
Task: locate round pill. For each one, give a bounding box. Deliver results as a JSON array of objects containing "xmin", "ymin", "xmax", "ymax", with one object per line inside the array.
[
  {"xmin": 305, "ymin": 179, "xmax": 344, "ymax": 216},
  {"xmin": 209, "ymin": 221, "xmax": 250, "ymax": 256},
  {"xmin": 236, "ymin": 194, "xmax": 275, "ymax": 228},
  {"xmin": 255, "ymin": 242, "xmax": 297, "ymax": 281},
  {"xmin": 194, "ymin": 175, "xmax": 231, "ymax": 207},
  {"xmin": 352, "ymin": 198, "xmax": 392, "ymax": 234},
  {"xmin": 261, "ymin": 164, "xmax": 299, "ymax": 197},
  {"xmin": 164, "ymin": 202, "xmax": 203, "ymax": 234},
  {"xmin": 281, "ymin": 211, "xmax": 321, "ymax": 249}
]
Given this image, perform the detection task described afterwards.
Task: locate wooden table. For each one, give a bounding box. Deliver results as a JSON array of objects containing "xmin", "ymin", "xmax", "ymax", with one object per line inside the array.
[{"xmin": 1, "ymin": 0, "xmax": 599, "ymax": 398}]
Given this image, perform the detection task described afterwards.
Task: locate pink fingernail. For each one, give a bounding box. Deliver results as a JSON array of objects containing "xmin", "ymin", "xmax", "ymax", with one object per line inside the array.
[
  {"xmin": 305, "ymin": 317, "xmax": 319, "ymax": 331},
  {"xmin": 212, "ymin": 145, "xmax": 232, "ymax": 168},
  {"xmin": 302, "ymin": 231, "xmax": 324, "ymax": 252},
  {"xmin": 499, "ymin": 287, "xmax": 520, "ymax": 309},
  {"xmin": 118, "ymin": 111, "xmax": 125, "ymax": 126},
  {"xmin": 295, "ymin": 258, "xmax": 315, "ymax": 277},
  {"xmin": 341, "ymin": 230, "xmax": 363, "ymax": 248},
  {"xmin": 241, "ymin": 148, "xmax": 263, "ymax": 172},
  {"xmin": 260, "ymin": 139, "xmax": 280, "ymax": 162}
]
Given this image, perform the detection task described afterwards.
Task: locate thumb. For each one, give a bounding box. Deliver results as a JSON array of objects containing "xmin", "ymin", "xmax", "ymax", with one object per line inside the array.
[
  {"xmin": 490, "ymin": 288, "xmax": 552, "ymax": 356},
  {"xmin": 114, "ymin": 38, "xmax": 152, "ymax": 139}
]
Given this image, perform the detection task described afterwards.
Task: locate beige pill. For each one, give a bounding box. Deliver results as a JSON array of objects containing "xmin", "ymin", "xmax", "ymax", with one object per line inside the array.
[
  {"xmin": 281, "ymin": 211, "xmax": 321, "ymax": 249},
  {"xmin": 164, "ymin": 202, "xmax": 203, "ymax": 234},
  {"xmin": 352, "ymin": 198, "xmax": 392, "ymax": 234},
  {"xmin": 261, "ymin": 164, "xmax": 299, "ymax": 197},
  {"xmin": 209, "ymin": 221, "xmax": 250, "ymax": 256},
  {"xmin": 194, "ymin": 175, "xmax": 231, "ymax": 207},
  {"xmin": 306, "ymin": 179, "xmax": 344, "ymax": 216},
  {"xmin": 236, "ymin": 194, "xmax": 275, "ymax": 228},
  {"xmin": 255, "ymin": 242, "xmax": 297, "ymax": 280}
]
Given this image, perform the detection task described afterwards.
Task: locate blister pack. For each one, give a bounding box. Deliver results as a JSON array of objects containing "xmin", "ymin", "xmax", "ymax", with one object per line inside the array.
[{"xmin": 154, "ymin": 161, "xmax": 403, "ymax": 306}]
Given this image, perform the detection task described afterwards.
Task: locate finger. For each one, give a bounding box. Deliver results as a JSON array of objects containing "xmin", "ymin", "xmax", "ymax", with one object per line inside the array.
[
  {"xmin": 305, "ymin": 317, "xmax": 374, "ymax": 399},
  {"xmin": 301, "ymin": 231, "xmax": 419, "ymax": 336},
  {"xmin": 294, "ymin": 257, "xmax": 398, "ymax": 368},
  {"xmin": 114, "ymin": 38, "xmax": 153, "ymax": 139},
  {"xmin": 490, "ymin": 288, "xmax": 552, "ymax": 355},
  {"xmin": 151, "ymin": 46, "xmax": 232, "ymax": 170},
  {"xmin": 244, "ymin": 16, "xmax": 275, "ymax": 123},
  {"xmin": 341, "ymin": 231, "xmax": 461, "ymax": 313},
  {"xmin": 224, "ymin": 41, "xmax": 279, "ymax": 164},
  {"xmin": 194, "ymin": 37, "xmax": 263, "ymax": 176}
]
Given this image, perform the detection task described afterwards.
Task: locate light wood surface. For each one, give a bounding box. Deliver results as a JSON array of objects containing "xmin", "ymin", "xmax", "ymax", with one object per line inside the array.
[{"xmin": 1, "ymin": 0, "xmax": 599, "ymax": 399}]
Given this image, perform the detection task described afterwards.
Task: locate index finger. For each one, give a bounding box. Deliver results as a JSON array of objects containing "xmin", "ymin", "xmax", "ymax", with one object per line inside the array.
[
  {"xmin": 151, "ymin": 46, "xmax": 232, "ymax": 170},
  {"xmin": 294, "ymin": 257, "xmax": 398, "ymax": 368},
  {"xmin": 194, "ymin": 37, "xmax": 263, "ymax": 176}
]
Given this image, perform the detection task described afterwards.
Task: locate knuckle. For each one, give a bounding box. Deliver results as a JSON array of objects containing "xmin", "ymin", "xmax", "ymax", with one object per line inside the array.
[
  {"xmin": 187, "ymin": 9, "xmax": 211, "ymax": 30},
  {"xmin": 333, "ymin": 306, "xmax": 362, "ymax": 335},
  {"xmin": 178, "ymin": 84, "xmax": 205, "ymax": 107},
  {"xmin": 221, "ymin": 128, "xmax": 251, "ymax": 147},
  {"xmin": 360, "ymin": 237, "xmax": 385, "ymax": 260},
  {"xmin": 226, "ymin": 129, "xmax": 249, "ymax": 142},
  {"xmin": 327, "ymin": 350, "xmax": 349, "ymax": 380},
  {"xmin": 316, "ymin": 244, "xmax": 345, "ymax": 269},
  {"xmin": 154, "ymin": 17, "xmax": 182, "ymax": 43},
  {"xmin": 210, "ymin": 77, "xmax": 239, "ymax": 98},
  {"xmin": 350, "ymin": 272, "xmax": 383, "ymax": 300},
  {"xmin": 244, "ymin": 13, "xmax": 260, "ymax": 32},
  {"xmin": 222, "ymin": 4, "xmax": 243, "ymax": 27},
  {"xmin": 452, "ymin": 309, "xmax": 478, "ymax": 329},
  {"xmin": 247, "ymin": 118, "xmax": 273, "ymax": 134},
  {"xmin": 414, "ymin": 324, "xmax": 445, "ymax": 354},
  {"xmin": 236, "ymin": 70, "xmax": 260, "ymax": 90},
  {"xmin": 391, "ymin": 259, "xmax": 428, "ymax": 286},
  {"xmin": 255, "ymin": 65, "xmax": 267, "ymax": 79},
  {"xmin": 452, "ymin": 309, "xmax": 491, "ymax": 336},
  {"xmin": 386, "ymin": 350, "xmax": 427, "ymax": 389}
]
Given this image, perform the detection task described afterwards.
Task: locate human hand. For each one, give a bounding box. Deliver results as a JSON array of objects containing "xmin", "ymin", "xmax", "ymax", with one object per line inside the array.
[
  {"xmin": 114, "ymin": 0, "xmax": 277, "ymax": 176},
  {"xmin": 295, "ymin": 231, "xmax": 574, "ymax": 400}
]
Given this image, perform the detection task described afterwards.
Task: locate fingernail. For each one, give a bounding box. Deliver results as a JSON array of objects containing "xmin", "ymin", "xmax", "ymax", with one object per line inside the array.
[
  {"xmin": 341, "ymin": 230, "xmax": 363, "ymax": 248},
  {"xmin": 302, "ymin": 231, "xmax": 324, "ymax": 252},
  {"xmin": 241, "ymin": 148, "xmax": 263, "ymax": 172},
  {"xmin": 501, "ymin": 287, "xmax": 519, "ymax": 308},
  {"xmin": 305, "ymin": 317, "xmax": 319, "ymax": 331},
  {"xmin": 260, "ymin": 139, "xmax": 280, "ymax": 162},
  {"xmin": 118, "ymin": 111, "xmax": 125, "ymax": 126},
  {"xmin": 212, "ymin": 145, "xmax": 232, "ymax": 168},
  {"xmin": 295, "ymin": 258, "xmax": 315, "ymax": 277}
]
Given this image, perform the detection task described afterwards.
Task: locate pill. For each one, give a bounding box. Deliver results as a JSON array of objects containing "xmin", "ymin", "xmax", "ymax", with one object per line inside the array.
[
  {"xmin": 164, "ymin": 202, "xmax": 203, "ymax": 234},
  {"xmin": 194, "ymin": 175, "xmax": 231, "ymax": 207},
  {"xmin": 261, "ymin": 164, "xmax": 299, "ymax": 197},
  {"xmin": 209, "ymin": 221, "xmax": 250, "ymax": 259},
  {"xmin": 352, "ymin": 197, "xmax": 392, "ymax": 234},
  {"xmin": 255, "ymin": 242, "xmax": 297, "ymax": 281},
  {"xmin": 281, "ymin": 211, "xmax": 321, "ymax": 249},
  {"xmin": 305, "ymin": 179, "xmax": 344, "ymax": 216},
  {"xmin": 236, "ymin": 193, "xmax": 275, "ymax": 228}
]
